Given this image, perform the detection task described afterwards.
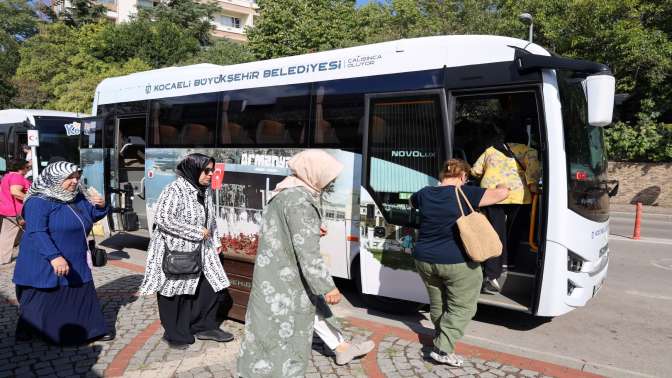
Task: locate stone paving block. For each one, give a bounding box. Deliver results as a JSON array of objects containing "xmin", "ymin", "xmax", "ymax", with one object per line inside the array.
[
  {"xmin": 500, "ymin": 365, "xmax": 520, "ymax": 373},
  {"xmin": 520, "ymin": 369, "xmax": 540, "ymax": 377},
  {"xmin": 485, "ymin": 361, "xmax": 502, "ymax": 369}
]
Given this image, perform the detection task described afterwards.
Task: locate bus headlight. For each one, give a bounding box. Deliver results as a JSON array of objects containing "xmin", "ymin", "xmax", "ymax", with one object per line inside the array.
[{"xmin": 567, "ymin": 251, "xmax": 584, "ymax": 272}]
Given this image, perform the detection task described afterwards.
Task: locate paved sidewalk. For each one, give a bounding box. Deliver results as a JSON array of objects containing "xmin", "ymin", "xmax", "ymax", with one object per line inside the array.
[{"xmin": 1, "ymin": 256, "xmax": 603, "ymax": 378}]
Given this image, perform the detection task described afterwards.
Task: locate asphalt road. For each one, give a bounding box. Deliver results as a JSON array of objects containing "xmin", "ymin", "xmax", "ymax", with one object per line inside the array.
[{"xmin": 333, "ymin": 210, "xmax": 672, "ymax": 378}]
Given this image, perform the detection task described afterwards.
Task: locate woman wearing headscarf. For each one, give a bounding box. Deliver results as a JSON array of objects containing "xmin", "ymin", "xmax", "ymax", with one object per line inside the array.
[
  {"xmin": 237, "ymin": 149, "xmax": 344, "ymax": 378},
  {"xmin": 138, "ymin": 153, "xmax": 232, "ymax": 350},
  {"xmin": 12, "ymin": 161, "xmax": 113, "ymax": 344}
]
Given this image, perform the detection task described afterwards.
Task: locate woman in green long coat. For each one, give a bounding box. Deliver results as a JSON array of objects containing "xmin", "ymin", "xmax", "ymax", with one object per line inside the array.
[{"xmin": 237, "ymin": 150, "xmax": 343, "ymax": 378}]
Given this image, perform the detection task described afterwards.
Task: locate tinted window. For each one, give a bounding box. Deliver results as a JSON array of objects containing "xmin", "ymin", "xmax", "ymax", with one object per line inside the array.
[
  {"xmin": 0, "ymin": 134, "xmax": 6, "ymax": 172},
  {"xmin": 149, "ymin": 93, "xmax": 219, "ymax": 147},
  {"xmin": 34, "ymin": 117, "xmax": 81, "ymax": 166},
  {"xmin": 219, "ymin": 84, "xmax": 309, "ymax": 146},
  {"xmin": 312, "ymin": 70, "xmax": 444, "ymax": 149}
]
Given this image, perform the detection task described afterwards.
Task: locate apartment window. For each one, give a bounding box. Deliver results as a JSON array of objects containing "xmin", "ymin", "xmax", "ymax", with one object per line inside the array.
[{"xmin": 220, "ymin": 16, "xmax": 242, "ymax": 28}]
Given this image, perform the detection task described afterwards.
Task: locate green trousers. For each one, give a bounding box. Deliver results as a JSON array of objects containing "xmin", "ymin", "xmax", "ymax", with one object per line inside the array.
[{"xmin": 415, "ymin": 260, "xmax": 482, "ymax": 354}]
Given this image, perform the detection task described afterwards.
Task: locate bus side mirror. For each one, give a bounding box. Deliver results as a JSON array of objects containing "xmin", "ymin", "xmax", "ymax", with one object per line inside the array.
[{"xmin": 583, "ymin": 74, "xmax": 615, "ymax": 127}]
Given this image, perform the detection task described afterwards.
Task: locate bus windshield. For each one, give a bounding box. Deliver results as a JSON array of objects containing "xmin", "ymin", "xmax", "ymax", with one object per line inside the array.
[
  {"xmin": 558, "ymin": 71, "xmax": 609, "ymax": 222},
  {"xmin": 35, "ymin": 117, "xmax": 81, "ymax": 167}
]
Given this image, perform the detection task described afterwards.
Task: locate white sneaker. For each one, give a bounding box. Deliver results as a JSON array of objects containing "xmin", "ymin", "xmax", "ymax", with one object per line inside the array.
[{"xmin": 429, "ymin": 348, "xmax": 464, "ymax": 367}]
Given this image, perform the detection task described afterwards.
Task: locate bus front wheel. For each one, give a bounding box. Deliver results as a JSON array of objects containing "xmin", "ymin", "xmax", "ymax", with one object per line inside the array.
[{"xmin": 351, "ymin": 256, "xmax": 424, "ymax": 315}]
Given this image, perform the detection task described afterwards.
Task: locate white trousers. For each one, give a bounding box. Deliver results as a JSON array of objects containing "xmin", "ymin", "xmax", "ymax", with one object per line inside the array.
[{"xmin": 314, "ymin": 314, "xmax": 345, "ymax": 350}]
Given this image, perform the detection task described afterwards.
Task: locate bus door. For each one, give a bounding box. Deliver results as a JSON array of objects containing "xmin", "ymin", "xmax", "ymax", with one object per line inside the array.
[
  {"xmin": 113, "ymin": 116, "xmax": 147, "ymax": 231},
  {"xmin": 359, "ymin": 89, "xmax": 449, "ymax": 303},
  {"xmin": 451, "ymin": 89, "xmax": 545, "ymax": 312}
]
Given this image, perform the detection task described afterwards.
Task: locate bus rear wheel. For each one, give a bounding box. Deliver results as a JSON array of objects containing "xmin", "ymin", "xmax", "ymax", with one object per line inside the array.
[{"xmin": 352, "ymin": 257, "xmax": 424, "ymax": 315}]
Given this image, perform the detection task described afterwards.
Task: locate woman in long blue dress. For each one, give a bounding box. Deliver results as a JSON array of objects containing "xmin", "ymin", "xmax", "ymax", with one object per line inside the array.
[{"xmin": 12, "ymin": 162, "xmax": 114, "ymax": 345}]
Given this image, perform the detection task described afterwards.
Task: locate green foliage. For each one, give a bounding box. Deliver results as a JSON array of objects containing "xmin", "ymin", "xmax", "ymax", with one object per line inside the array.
[
  {"xmin": 247, "ymin": 0, "xmax": 362, "ymax": 59},
  {"xmin": 136, "ymin": 0, "xmax": 220, "ymax": 46},
  {"xmin": 182, "ymin": 39, "xmax": 256, "ymax": 66},
  {"xmin": 96, "ymin": 18, "xmax": 200, "ymax": 68},
  {"xmin": 12, "ymin": 22, "xmax": 151, "ymax": 112},
  {"xmin": 0, "ymin": 0, "xmax": 39, "ymax": 40},
  {"xmin": 59, "ymin": 0, "xmax": 107, "ymax": 27}
]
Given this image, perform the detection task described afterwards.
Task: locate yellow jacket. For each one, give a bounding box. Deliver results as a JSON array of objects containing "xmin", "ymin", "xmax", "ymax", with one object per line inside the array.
[{"xmin": 471, "ymin": 143, "xmax": 541, "ymax": 205}]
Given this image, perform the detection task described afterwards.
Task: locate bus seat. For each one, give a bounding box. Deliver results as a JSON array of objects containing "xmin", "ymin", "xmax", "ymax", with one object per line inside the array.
[
  {"xmin": 220, "ymin": 122, "xmax": 252, "ymax": 145},
  {"xmin": 315, "ymin": 119, "xmax": 339, "ymax": 144},
  {"xmin": 256, "ymin": 120, "xmax": 290, "ymax": 144},
  {"xmin": 159, "ymin": 125, "xmax": 179, "ymax": 145},
  {"xmin": 181, "ymin": 123, "xmax": 211, "ymax": 145}
]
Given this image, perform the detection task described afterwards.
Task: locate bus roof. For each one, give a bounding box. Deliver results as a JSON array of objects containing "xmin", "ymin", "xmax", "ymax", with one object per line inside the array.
[
  {"xmin": 0, "ymin": 109, "xmax": 88, "ymax": 125},
  {"xmin": 94, "ymin": 35, "xmax": 550, "ymax": 108}
]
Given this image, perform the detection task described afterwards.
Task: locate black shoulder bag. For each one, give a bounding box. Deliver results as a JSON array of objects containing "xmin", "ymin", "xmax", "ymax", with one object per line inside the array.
[
  {"xmin": 68, "ymin": 203, "xmax": 108, "ymax": 267},
  {"xmin": 159, "ymin": 203, "xmax": 206, "ymax": 279}
]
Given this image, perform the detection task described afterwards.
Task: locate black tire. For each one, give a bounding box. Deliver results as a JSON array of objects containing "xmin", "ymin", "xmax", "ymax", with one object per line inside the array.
[{"xmin": 351, "ymin": 256, "xmax": 424, "ymax": 315}]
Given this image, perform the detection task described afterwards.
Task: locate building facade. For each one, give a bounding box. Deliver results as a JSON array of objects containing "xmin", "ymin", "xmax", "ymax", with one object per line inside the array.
[{"xmin": 51, "ymin": 0, "xmax": 257, "ymax": 42}]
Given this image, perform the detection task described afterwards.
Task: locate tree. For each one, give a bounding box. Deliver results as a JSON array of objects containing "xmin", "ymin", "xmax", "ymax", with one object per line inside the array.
[
  {"xmin": 0, "ymin": 0, "xmax": 39, "ymax": 107},
  {"xmin": 96, "ymin": 18, "xmax": 201, "ymax": 68},
  {"xmin": 60, "ymin": 0, "xmax": 108, "ymax": 27},
  {"xmin": 247, "ymin": 0, "xmax": 362, "ymax": 59},
  {"xmin": 136, "ymin": 0, "xmax": 220, "ymax": 46},
  {"xmin": 182, "ymin": 39, "xmax": 256, "ymax": 66}
]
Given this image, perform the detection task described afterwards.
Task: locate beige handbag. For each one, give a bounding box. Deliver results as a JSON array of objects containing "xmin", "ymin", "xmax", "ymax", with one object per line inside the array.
[{"xmin": 455, "ymin": 186, "xmax": 503, "ymax": 262}]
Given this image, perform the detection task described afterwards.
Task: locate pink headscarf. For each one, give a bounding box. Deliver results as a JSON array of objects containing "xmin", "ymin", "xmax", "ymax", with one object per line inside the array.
[{"xmin": 274, "ymin": 150, "xmax": 344, "ymax": 195}]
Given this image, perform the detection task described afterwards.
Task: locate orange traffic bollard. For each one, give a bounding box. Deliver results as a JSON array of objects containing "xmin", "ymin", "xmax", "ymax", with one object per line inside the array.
[{"xmin": 632, "ymin": 202, "xmax": 642, "ymax": 240}]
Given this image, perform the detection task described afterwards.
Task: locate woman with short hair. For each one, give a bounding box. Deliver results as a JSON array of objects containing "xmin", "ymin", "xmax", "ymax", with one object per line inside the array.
[{"xmin": 411, "ymin": 158, "xmax": 509, "ymax": 367}]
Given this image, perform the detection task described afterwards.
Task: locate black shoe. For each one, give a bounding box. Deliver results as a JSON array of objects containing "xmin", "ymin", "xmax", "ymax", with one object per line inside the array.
[
  {"xmin": 100, "ymin": 332, "xmax": 115, "ymax": 342},
  {"xmin": 195, "ymin": 329, "xmax": 234, "ymax": 343},
  {"xmin": 162, "ymin": 336, "xmax": 190, "ymax": 350}
]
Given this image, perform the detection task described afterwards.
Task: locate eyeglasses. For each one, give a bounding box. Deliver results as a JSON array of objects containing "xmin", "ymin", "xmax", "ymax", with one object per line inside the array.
[{"xmin": 203, "ymin": 168, "xmax": 214, "ymax": 174}]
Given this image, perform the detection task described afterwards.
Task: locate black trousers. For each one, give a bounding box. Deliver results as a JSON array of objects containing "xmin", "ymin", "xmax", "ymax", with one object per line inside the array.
[
  {"xmin": 482, "ymin": 204, "xmax": 521, "ymax": 280},
  {"xmin": 157, "ymin": 276, "xmax": 221, "ymax": 345}
]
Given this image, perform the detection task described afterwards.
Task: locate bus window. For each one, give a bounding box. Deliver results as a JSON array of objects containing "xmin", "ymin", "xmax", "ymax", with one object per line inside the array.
[
  {"xmin": 312, "ymin": 84, "xmax": 365, "ymax": 149},
  {"xmin": 149, "ymin": 94, "xmax": 218, "ymax": 147},
  {"xmin": 219, "ymin": 84, "xmax": 310, "ymax": 146},
  {"xmin": 34, "ymin": 117, "xmax": 81, "ymax": 166},
  {"xmin": 0, "ymin": 133, "xmax": 6, "ymax": 172},
  {"xmin": 365, "ymin": 92, "xmax": 447, "ymax": 225}
]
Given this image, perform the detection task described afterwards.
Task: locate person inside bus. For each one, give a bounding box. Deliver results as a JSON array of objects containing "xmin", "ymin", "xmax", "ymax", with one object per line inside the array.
[
  {"xmin": 138, "ymin": 153, "xmax": 234, "ymax": 350},
  {"xmin": 0, "ymin": 159, "xmax": 31, "ymax": 265},
  {"xmin": 410, "ymin": 158, "xmax": 509, "ymax": 367},
  {"xmin": 471, "ymin": 125, "xmax": 541, "ymax": 292},
  {"xmin": 238, "ymin": 150, "xmax": 345, "ymax": 377},
  {"xmin": 12, "ymin": 161, "xmax": 114, "ymax": 344}
]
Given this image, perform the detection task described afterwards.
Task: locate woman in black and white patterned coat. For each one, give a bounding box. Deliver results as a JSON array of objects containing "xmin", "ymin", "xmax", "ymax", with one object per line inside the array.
[{"xmin": 139, "ymin": 153, "xmax": 232, "ymax": 349}]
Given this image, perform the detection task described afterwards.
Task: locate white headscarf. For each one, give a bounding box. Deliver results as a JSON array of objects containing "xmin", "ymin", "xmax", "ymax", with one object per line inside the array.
[
  {"xmin": 25, "ymin": 161, "xmax": 88, "ymax": 203},
  {"xmin": 274, "ymin": 150, "xmax": 344, "ymax": 195}
]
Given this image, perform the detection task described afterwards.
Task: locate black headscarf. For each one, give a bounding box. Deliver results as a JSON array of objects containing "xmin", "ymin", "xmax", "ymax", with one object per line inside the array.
[{"xmin": 176, "ymin": 153, "xmax": 215, "ymax": 205}]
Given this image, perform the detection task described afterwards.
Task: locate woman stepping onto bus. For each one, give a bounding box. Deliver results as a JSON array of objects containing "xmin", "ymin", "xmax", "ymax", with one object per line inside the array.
[
  {"xmin": 138, "ymin": 153, "xmax": 233, "ymax": 349},
  {"xmin": 471, "ymin": 126, "xmax": 541, "ymax": 292},
  {"xmin": 411, "ymin": 159, "xmax": 509, "ymax": 366},
  {"xmin": 238, "ymin": 150, "xmax": 350, "ymax": 377}
]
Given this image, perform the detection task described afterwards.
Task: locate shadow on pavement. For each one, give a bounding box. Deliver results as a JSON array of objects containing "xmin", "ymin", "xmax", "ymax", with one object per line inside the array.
[
  {"xmin": 0, "ymin": 292, "xmax": 104, "ymax": 377},
  {"xmin": 95, "ymin": 274, "xmax": 143, "ymax": 335},
  {"xmin": 474, "ymin": 303, "xmax": 552, "ymax": 330},
  {"xmin": 99, "ymin": 232, "xmax": 149, "ymax": 251}
]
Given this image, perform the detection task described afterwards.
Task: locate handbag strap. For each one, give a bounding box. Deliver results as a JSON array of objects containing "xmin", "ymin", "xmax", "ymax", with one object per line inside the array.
[
  {"xmin": 455, "ymin": 186, "xmax": 475, "ymax": 216},
  {"xmin": 67, "ymin": 204, "xmax": 93, "ymax": 251},
  {"xmin": 500, "ymin": 143, "xmax": 527, "ymax": 173}
]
